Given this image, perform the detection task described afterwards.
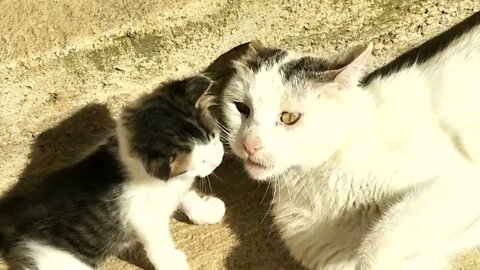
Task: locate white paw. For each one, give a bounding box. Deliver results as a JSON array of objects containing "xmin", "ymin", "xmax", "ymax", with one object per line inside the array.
[
  {"xmin": 155, "ymin": 249, "xmax": 189, "ymax": 270},
  {"xmin": 186, "ymin": 196, "xmax": 226, "ymax": 225}
]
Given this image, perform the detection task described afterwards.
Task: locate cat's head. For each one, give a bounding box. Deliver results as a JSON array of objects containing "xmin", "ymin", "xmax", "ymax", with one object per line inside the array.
[
  {"xmin": 120, "ymin": 75, "xmax": 223, "ymax": 180},
  {"xmin": 221, "ymin": 42, "xmax": 372, "ymax": 180}
]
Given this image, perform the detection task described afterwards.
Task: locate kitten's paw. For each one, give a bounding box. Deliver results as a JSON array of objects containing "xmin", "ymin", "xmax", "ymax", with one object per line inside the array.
[
  {"xmin": 155, "ymin": 249, "xmax": 189, "ymax": 270},
  {"xmin": 186, "ymin": 196, "xmax": 226, "ymax": 225}
]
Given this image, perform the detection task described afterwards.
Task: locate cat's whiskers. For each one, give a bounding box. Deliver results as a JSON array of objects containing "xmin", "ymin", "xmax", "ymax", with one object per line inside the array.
[
  {"xmin": 220, "ymin": 143, "xmax": 237, "ymax": 157},
  {"xmin": 216, "ymin": 121, "xmax": 233, "ymax": 134},
  {"xmin": 273, "ymin": 171, "xmax": 296, "ymax": 225},
  {"xmin": 220, "ymin": 132, "xmax": 234, "ymax": 143},
  {"xmin": 284, "ymin": 180, "xmax": 295, "ymax": 224},
  {"xmin": 222, "ymin": 150, "xmax": 236, "ymax": 157},
  {"xmin": 206, "ymin": 175, "xmax": 213, "ymax": 193},
  {"xmin": 199, "ymin": 176, "xmax": 205, "ymax": 193},
  {"xmin": 260, "ymin": 182, "xmax": 274, "ymax": 225},
  {"xmin": 211, "ymin": 172, "xmax": 225, "ymax": 182},
  {"xmin": 297, "ymin": 172, "xmax": 316, "ymax": 213},
  {"xmin": 216, "ymin": 121, "xmax": 231, "ymax": 132},
  {"xmin": 286, "ymin": 168, "xmax": 316, "ymax": 214},
  {"xmin": 219, "ymin": 128, "xmax": 232, "ymax": 137},
  {"xmin": 260, "ymin": 182, "xmax": 271, "ymax": 205},
  {"xmin": 266, "ymin": 178, "xmax": 281, "ymax": 238}
]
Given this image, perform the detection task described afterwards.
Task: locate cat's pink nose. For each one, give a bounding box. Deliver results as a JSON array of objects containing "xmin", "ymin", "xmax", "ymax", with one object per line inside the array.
[{"xmin": 243, "ymin": 137, "xmax": 263, "ymax": 155}]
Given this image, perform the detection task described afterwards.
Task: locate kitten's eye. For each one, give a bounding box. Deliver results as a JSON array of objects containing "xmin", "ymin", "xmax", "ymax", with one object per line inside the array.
[
  {"xmin": 169, "ymin": 155, "xmax": 176, "ymax": 164},
  {"xmin": 280, "ymin": 112, "xmax": 301, "ymax": 125},
  {"xmin": 234, "ymin": 102, "xmax": 251, "ymax": 117}
]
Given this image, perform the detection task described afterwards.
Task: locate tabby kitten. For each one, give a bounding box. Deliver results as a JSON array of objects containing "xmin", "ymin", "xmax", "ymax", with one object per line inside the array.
[
  {"xmin": 220, "ymin": 11, "xmax": 480, "ymax": 270},
  {"xmin": 0, "ymin": 74, "xmax": 225, "ymax": 270}
]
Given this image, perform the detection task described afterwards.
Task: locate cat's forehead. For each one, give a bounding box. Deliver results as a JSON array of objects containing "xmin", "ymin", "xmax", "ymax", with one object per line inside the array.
[
  {"xmin": 233, "ymin": 52, "xmax": 330, "ymax": 102},
  {"xmin": 243, "ymin": 47, "xmax": 288, "ymax": 72},
  {"xmin": 279, "ymin": 56, "xmax": 339, "ymax": 84}
]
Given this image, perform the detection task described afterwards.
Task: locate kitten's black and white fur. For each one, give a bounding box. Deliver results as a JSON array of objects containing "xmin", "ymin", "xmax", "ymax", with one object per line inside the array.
[
  {"xmin": 0, "ymin": 75, "xmax": 225, "ymax": 270},
  {"xmin": 220, "ymin": 11, "xmax": 480, "ymax": 270}
]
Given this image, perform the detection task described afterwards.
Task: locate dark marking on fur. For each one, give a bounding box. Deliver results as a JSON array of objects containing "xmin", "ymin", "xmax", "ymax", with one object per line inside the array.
[
  {"xmin": 280, "ymin": 56, "xmax": 338, "ymax": 82},
  {"xmin": 170, "ymin": 152, "xmax": 192, "ymax": 177},
  {"xmin": 362, "ymin": 11, "xmax": 480, "ymax": 85},
  {"xmin": 244, "ymin": 46, "xmax": 288, "ymax": 73},
  {"xmin": 0, "ymin": 140, "xmax": 131, "ymax": 267}
]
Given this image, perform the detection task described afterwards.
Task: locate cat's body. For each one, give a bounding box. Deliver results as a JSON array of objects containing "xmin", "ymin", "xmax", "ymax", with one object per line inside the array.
[
  {"xmin": 0, "ymin": 75, "xmax": 225, "ymax": 270},
  {"xmin": 220, "ymin": 11, "xmax": 480, "ymax": 270}
]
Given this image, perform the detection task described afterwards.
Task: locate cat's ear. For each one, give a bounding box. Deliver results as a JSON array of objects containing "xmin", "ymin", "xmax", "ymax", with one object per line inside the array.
[
  {"xmin": 203, "ymin": 40, "xmax": 264, "ymax": 80},
  {"xmin": 247, "ymin": 40, "xmax": 264, "ymax": 55},
  {"xmin": 333, "ymin": 43, "xmax": 373, "ymax": 89},
  {"xmin": 186, "ymin": 74, "xmax": 217, "ymax": 110},
  {"xmin": 184, "ymin": 75, "xmax": 213, "ymax": 104}
]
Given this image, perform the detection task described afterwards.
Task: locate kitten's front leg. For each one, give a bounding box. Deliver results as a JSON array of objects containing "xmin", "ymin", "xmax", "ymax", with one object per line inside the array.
[
  {"xmin": 180, "ymin": 189, "xmax": 226, "ymax": 225},
  {"xmin": 357, "ymin": 177, "xmax": 480, "ymax": 270},
  {"xmin": 135, "ymin": 217, "xmax": 189, "ymax": 270}
]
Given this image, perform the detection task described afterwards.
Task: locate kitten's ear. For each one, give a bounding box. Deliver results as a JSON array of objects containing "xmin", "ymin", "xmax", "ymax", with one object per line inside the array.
[
  {"xmin": 142, "ymin": 156, "xmax": 171, "ymax": 180},
  {"xmin": 333, "ymin": 43, "xmax": 373, "ymax": 89},
  {"xmin": 186, "ymin": 74, "xmax": 217, "ymax": 110},
  {"xmin": 185, "ymin": 74, "xmax": 214, "ymax": 102},
  {"xmin": 247, "ymin": 40, "xmax": 264, "ymax": 55}
]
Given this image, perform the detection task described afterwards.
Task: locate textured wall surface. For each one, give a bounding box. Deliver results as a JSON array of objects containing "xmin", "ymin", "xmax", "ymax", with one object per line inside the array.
[{"xmin": 0, "ymin": 0, "xmax": 479, "ymax": 269}]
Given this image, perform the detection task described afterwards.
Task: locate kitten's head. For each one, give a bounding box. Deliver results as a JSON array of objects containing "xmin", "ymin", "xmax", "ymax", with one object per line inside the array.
[
  {"xmin": 120, "ymin": 75, "xmax": 223, "ymax": 180},
  {"xmin": 221, "ymin": 42, "xmax": 372, "ymax": 180}
]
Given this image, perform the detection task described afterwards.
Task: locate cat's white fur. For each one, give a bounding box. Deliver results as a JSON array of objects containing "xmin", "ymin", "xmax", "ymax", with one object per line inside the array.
[
  {"xmin": 26, "ymin": 240, "xmax": 93, "ymax": 270},
  {"xmin": 222, "ymin": 23, "xmax": 480, "ymax": 269},
  {"xmin": 22, "ymin": 124, "xmax": 225, "ymax": 270},
  {"xmin": 118, "ymin": 122, "xmax": 225, "ymax": 270}
]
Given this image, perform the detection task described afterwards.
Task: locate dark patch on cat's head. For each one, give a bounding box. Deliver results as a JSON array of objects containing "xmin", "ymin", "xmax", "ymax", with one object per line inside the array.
[
  {"xmin": 279, "ymin": 46, "xmax": 373, "ymax": 85},
  {"xmin": 279, "ymin": 56, "xmax": 337, "ymax": 82},
  {"xmin": 240, "ymin": 41, "xmax": 288, "ymax": 73},
  {"xmin": 121, "ymin": 75, "xmax": 218, "ymax": 180}
]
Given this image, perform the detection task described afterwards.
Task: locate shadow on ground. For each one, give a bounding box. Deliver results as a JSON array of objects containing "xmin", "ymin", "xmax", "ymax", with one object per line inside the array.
[{"xmin": 210, "ymin": 157, "xmax": 306, "ymax": 270}]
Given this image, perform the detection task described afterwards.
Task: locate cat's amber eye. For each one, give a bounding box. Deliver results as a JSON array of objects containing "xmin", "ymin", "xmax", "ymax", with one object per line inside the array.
[
  {"xmin": 234, "ymin": 102, "xmax": 251, "ymax": 117},
  {"xmin": 280, "ymin": 112, "xmax": 301, "ymax": 125}
]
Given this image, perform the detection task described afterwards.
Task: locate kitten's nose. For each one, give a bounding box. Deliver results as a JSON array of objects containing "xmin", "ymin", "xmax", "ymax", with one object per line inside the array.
[{"xmin": 243, "ymin": 137, "xmax": 263, "ymax": 155}]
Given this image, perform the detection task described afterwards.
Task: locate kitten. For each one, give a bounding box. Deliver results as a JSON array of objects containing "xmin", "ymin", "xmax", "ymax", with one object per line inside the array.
[
  {"xmin": 0, "ymin": 74, "xmax": 225, "ymax": 270},
  {"xmin": 220, "ymin": 11, "xmax": 480, "ymax": 270}
]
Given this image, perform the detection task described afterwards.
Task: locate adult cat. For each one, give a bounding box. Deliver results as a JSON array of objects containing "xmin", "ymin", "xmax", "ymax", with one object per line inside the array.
[{"xmin": 220, "ymin": 11, "xmax": 480, "ymax": 270}]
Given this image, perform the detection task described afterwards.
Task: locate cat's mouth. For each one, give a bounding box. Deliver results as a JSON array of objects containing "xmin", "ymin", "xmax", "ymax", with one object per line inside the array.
[
  {"xmin": 244, "ymin": 158, "xmax": 275, "ymax": 180},
  {"xmin": 246, "ymin": 158, "xmax": 269, "ymax": 169}
]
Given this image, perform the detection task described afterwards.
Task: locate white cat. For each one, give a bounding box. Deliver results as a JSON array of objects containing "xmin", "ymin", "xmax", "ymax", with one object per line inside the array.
[{"xmin": 220, "ymin": 12, "xmax": 480, "ymax": 270}]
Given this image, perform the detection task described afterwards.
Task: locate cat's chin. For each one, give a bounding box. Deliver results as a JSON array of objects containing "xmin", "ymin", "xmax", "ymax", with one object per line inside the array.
[{"xmin": 244, "ymin": 159, "xmax": 276, "ymax": 181}]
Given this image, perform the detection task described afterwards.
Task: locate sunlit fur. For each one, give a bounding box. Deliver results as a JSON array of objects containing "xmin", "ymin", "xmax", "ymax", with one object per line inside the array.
[{"xmin": 221, "ymin": 17, "xmax": 480, "ymax": 270}]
